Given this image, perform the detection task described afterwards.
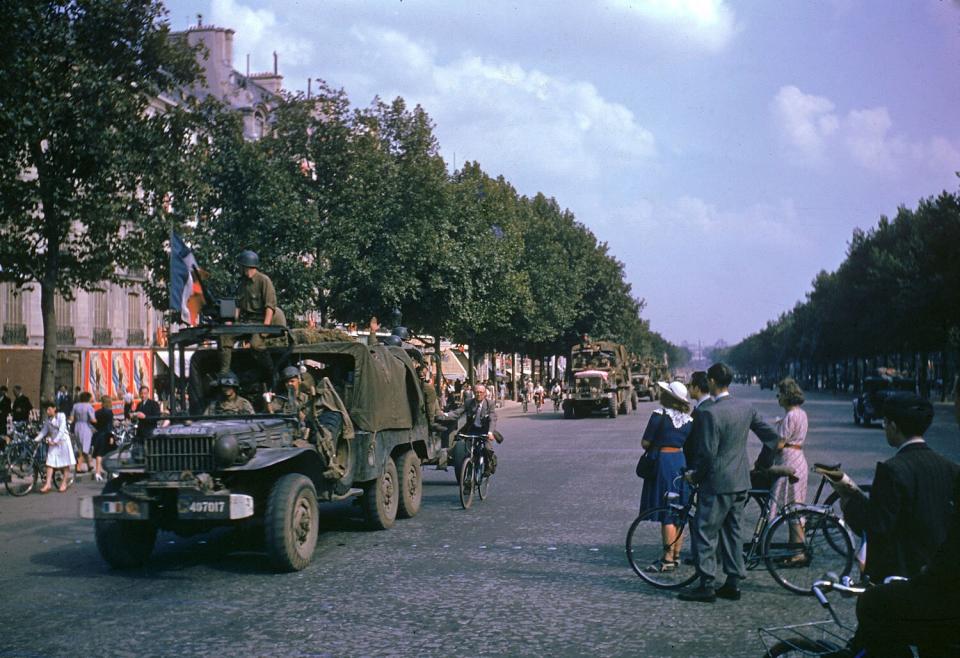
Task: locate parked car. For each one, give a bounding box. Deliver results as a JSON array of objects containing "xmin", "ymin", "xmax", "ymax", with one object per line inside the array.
[{"xmin": 853, "ymin": 375, "xmax": 915, "ymax": 426}]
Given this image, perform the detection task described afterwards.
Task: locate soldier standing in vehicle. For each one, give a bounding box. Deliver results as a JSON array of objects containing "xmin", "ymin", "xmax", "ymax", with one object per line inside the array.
[
  {"xmin": 203, "ymin": 373, "xmax": 254, "ymax": 415},
  {"xmin": 268, "ymin": 365, "xmax": 354, "ymax": 480},
  {"xmin": 219, "ymin": 250, "xmax": 287, "ymax": 377}
]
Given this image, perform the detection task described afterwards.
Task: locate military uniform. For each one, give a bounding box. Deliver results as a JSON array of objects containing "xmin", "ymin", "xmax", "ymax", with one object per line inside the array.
[
  {"xmin": 203, "ymin": 395, "xmax": 254, "ymax": 416},
  {"xmin": 220, "ymin": 270, "xmax": 286, "ymax": 375},
  {"xmin": 272, "ymin": 377, "xmax": 354, "ymax": 480}
]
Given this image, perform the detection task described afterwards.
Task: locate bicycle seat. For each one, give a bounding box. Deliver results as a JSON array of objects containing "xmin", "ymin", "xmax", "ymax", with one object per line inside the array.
[{"xmin": 813, "ymin": 462, "xmax": 841, "ymax": 471}]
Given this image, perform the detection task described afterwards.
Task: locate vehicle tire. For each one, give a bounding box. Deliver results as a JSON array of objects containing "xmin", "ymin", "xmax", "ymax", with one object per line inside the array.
[
  {"xmin": 396, "ymin": 450, "xmax": 422, "ymax": 519},
  {"xmin": 762, "ymin": 637, "xmax": 842, "ymax": 657},
  {"xmin": 4, "ymin": 458, "xmax": 38, "ymax": 497},
  {"xmin": 459, "ymin": 457, "xmax": 474, "ymax": 509},
  {"xmin": 631, "ymin": 392, "xmax": 638, "ymax": 411},
  {"xmin": 763, "ymin": 508, "xmax": 854, "ymax": 595},
  {"xmin": 362, "ymin": 456, "xmax": 398, "ymax": 530},
  {"xmin": 452, "ymin": 440, "xmax": 468, "ymax": 484},
  {"xmin": 94, "ymin": 481, "xmax": 157, "ymax": 569},
  {"xmin": 626, "ymin": 505, "xmax": 698, "ymax": 589},
  {"xmin": 619, "ymin": 397, "xmax": 628, "ymax": 415},
  {"xmin": 264, "ymin": 473, "xmax": 319, "ymax": 572},
  {"xmin": 563, "ymin": 404, "xmax": 574, "ymax": 419},
  {"xmin": 608, "ymin": 399, "xmax": 618, "ymax": 418}
]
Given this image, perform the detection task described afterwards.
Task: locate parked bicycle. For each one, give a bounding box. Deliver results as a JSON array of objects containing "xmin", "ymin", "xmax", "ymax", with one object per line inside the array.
[
  {"xmin": 626, "ymin": 468, "xmax": 855, "ymax": 595},
  {"xmin": 1, "ymin": 429, "xmax": 65, "ymax": 496},
  {"xmin": 458, "ymin": 431, "xmax": 492, "ymax": 509}
]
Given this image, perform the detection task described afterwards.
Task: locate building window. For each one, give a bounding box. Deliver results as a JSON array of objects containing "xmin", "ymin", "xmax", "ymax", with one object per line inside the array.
[
  {"xmin": 93, "ymin": 290, "xmax": 108, "ymax": 329},
  {"xmin": 4, "ymin": 284, "xmax": 24, "ymax": 325},
  {"xmin": 55, "ymin": 293, "xmax": 75, "ymax": 345},
  {"xmin": 126, "ymin": 292, "xmax": 145, "ymax": 345}
]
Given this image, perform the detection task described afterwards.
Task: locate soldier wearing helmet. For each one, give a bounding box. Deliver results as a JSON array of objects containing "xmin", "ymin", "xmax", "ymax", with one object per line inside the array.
[
  {"xmin": 267, "ymin": 364, "xmax": 354, "ymax": 479},
  {"xmin": 219, "ymin": 250, "xmax": 287, "ymax": 376},
  {"xmin": 203, "ymin": 372, "xmax": 254, "ymax": 415}
]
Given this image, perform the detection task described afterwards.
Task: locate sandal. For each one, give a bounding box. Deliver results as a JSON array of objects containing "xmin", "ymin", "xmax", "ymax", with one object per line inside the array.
[
  {"xmin": 780, "ymin": 554, "xmax": 810, "ymax": 568},
  {"xmin": 644, "ymin": 559, "xmax": 678, "ymax": 573}
]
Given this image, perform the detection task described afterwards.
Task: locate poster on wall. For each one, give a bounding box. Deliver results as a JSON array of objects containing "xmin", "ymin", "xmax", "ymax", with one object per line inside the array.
[
  {"xmin": 111, "ymin": 350, "xmax": 133, "ymax": 399},
  {"xmin": 132, "ymin": 351, "xmax": 152, "ymax": 398},
  {"xmin": 85, "ymin": 350, "xmax": 110, "ymax": 401}
]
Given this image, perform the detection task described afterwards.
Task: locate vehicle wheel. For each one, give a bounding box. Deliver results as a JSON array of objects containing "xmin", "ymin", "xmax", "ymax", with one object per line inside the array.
[
  {"xmin": 763, "ymin": 509, "xmax": 854, "ymax": 595},
  {"xmin": 94, "ymin": 481, "xmax": 157, "ymax": 569},
  {"xmin": 396, "ymin": 450, "xmax": 422, "ymax": 519},
  {"xmin": 626, "ymin": 505, "xmax": 698, "ymax": 589},
  {"xmin": 4, "ymin": 458, "xmax": 38, "ymax": 497},
  {"xmin": 619, "ymin": 398, "xmax": 628, "ymax": 415},
  {"xmin": 362, "ymin": 456, "xmax": 398, "ymax": 530},
  {"xmin": 452, "ymin": 440, "xmax": 468, "ymax": 484},
  {"xmin": 264, "ymin": 473, "xmax": 319, "ymax": 572},
  {"xmin": 762, "ymin": 637, "xmax": 842, "ymax": 657},
  {"xmin": 459, "ymin": 458, "xmax": 474, "ymax": 509},
  {"xmin": 608, "ymin": 400, "xmax": 618, "ymax": 418},
  {"xmin": 853, "ymin": 409, "xmax": 861, "ymax": 425},
  {"xmin": 631, "ymin": 392, "xmax": 638, "ymax": 411}
]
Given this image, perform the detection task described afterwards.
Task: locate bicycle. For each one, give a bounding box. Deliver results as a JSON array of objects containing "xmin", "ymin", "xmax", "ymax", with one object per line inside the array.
[
  {"xmin": 534, "ymin": 393, "xmax": 543, "ymax": 414},
  {"xmin": 1, "ymin": 430, "xmax": 65, "ymax": 496},
  {"xmin": 457, "ymin": 431, "xmax": 492, "ymax": 509},
  {"xmin": 552, "ymin": 393, "xmax": 561, "ymax": 413},
  {"xmin": 626, "ymin": 469, "xmax": 855, "ymax": 595},
  {"xmin": 522, "ymin": 392, "xmax": 530, "ymax": 413}
]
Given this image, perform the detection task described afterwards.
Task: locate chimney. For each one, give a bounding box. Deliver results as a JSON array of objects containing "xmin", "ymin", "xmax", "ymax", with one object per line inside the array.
[{"xmin": 273, "ymin": 51, "xmax": 278, "ymax": 75}]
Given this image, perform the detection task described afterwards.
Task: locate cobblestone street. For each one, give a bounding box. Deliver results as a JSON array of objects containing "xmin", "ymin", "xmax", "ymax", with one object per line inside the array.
[{"xmin": 2, "ymin": 385, "xmax": 958, "ymax": 657}]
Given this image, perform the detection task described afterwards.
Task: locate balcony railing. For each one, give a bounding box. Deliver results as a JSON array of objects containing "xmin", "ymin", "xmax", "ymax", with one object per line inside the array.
[
  {"xmin": 92, "ymin": 327, "xmax": 113, "ymax": 346},
  {"xmin": 2, "ymin": 323, "xmax": 27, "ymax": 345},
  {"xmin": 57, "ymin": 325, "xmax": 76, "ymax": 346},
  {"xmin": 127, "ymin": 328, "xmax": 146, "ymax": 346}
]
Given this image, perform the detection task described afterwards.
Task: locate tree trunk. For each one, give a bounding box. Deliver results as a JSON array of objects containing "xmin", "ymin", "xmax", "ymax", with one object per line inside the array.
[
  {"xmin": 40, "ymin": 275, "xmax": 58, "ymax": 403},
  {"xmin": 434, "ymin": 334, "xmax": 442, "ymax": 396}
]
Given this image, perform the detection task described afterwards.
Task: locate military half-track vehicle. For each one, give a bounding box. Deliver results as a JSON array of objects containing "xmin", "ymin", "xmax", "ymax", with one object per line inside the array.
[
  {"xmin": 562, "ymin": 341, "xmax": 635, "ymax": 419},
  {"xmin": 80, "ymin": 323, "xmax": 436, "ymax": 572}
]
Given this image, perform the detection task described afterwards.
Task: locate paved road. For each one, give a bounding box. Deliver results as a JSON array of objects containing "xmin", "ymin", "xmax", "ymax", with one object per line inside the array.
[{"xmin": 1, "ymin": 386, "xmax": 957, "ymax": 657}]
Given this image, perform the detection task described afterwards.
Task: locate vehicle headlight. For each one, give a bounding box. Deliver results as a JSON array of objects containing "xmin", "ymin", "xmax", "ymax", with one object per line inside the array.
[{"xmin": 214, "ymin": 435, "xmax": 239, "ymax": 467}]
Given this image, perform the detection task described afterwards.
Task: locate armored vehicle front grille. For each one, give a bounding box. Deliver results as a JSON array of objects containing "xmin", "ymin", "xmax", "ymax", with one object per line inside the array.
[{"xmin": 145, "ymin": 436, "xmax": 216, "ymax": 473}]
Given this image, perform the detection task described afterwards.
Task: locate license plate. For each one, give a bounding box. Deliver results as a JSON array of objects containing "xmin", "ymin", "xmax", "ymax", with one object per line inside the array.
[{"xmin": 178, "ymin": 495, "xmax": 229, "ymax": 519}]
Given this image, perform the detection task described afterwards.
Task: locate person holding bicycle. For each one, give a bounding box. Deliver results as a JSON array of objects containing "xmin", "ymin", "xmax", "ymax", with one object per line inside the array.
[
  {"xmin": 464, "ymin": 384, "xmax": 498, "ymax": 476},
  {"xmin": 638, "ymin": 381, "xmax": 693, "ymax": 573},
  {"xmin": 36, "ymin": 400, "xmax": 74, "ymax": 493}
]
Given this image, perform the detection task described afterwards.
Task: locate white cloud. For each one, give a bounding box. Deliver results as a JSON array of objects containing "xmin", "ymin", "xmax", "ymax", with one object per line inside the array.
[
  {"xmin": 210, "ymin": 0, "xmax": 313, "ymax": 68},
  {"xmin": 349, "ymin": 27, "xmax": 656, "ymax": 183},
  {"xmin": 773, "ymin": 85, "xmax": 960, "ymax": 176},
  {"xmin": 609, "ymin": 0, "xmax": 738, "ymax": 51}
]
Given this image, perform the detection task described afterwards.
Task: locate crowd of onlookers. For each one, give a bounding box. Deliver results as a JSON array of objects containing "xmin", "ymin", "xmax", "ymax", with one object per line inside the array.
[{"xmin": 0, "ymin": 383, "xmax": 160, "ymax": 492}]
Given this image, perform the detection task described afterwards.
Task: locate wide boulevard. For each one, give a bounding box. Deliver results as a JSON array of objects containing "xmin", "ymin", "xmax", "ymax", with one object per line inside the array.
[{"xmin": 1, "ymin": 385, "xmax": 958, "ymax": 657}]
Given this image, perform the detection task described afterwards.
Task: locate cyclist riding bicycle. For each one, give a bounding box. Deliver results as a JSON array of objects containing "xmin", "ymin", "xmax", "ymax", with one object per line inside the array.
[
  {"xmin": 464, "ymin": 384, "xmax": 499, "ymax": 476},
  {"xmin": 533, "ymin": 382, "xmax": 545, "ymax": 411}
]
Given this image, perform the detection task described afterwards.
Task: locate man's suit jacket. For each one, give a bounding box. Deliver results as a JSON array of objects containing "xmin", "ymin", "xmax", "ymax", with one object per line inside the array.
[
  {"xmin": 843, "ymin": 443, "xmax": 960, "ymax": 581},
  {"xmin": 464, "ymin": 397, "xmax": 496, "ymax": 435},
  {"xmin": 683, "ymin": 397, "xmax": 715, "ymax": 465},
  {"xmin": 688, "ymin": 395, "xmax": 779, "ymax": 495}
]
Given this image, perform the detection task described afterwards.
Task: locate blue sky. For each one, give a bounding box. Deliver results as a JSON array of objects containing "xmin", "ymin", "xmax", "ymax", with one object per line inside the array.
[{"xmin": 164, "ymin": 0, "xmax": 960, "ymax": 346}]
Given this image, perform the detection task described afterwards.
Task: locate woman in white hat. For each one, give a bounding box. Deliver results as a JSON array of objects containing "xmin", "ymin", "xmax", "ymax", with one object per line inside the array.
[{"xmin": 638, "ymin": 380, "xmax": 694, "ymax": 572}]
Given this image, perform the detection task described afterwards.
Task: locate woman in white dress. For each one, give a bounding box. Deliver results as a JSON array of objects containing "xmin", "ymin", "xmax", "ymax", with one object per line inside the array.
[
  {"xmin": 36, "ymin": 400, "xmax": 75, "ymax": 493},
  {"xmin": 70, "ymin": 391, "xmax": 96, "ymax": 475}
]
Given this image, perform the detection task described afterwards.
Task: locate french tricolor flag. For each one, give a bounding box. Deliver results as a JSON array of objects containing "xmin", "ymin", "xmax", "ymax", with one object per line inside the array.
[{"xmin": 169, "ymin": 232, "xmax": 200, "ymax": 326}]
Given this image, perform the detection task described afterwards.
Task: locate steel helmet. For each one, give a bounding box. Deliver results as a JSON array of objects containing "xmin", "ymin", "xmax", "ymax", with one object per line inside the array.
[
  {"xmin": 237, "ymin": 250, "xmax": 260, "ymax": 268},
  {"xmin": 280, "ymin": 366, "xmax": 300, "ymax": 381},
  {"xmin": 216, "ymin": 372, "xmax": 240, "ymax": 388}
]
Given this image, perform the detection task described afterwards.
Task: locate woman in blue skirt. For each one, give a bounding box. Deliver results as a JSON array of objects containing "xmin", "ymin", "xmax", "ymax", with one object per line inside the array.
[{"xmin": 638, "ymin": 381, "xmax": 693, "ymax": 572}]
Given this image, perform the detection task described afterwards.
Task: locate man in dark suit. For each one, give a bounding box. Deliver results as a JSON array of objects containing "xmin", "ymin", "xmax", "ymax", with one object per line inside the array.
[
  {"xmin": 683, "ymin": 371, "xmax": 713, "ymax": 465},
  {"xmin": 830, "ymin": 393, "xmax": 959, "ymax": 582},
  {"xmin": 844, "ymin": 391, "xmax": 960, "ymax": 656},
  {"xmin": 679, "ymin": 363, "xmax": 779, "ymax": 603},
  {"xmin": 464, "ymin": 383, "xmax": 499, "ymax": 475},
  {"xmin": 0, "ymin": 386, "xmax": 11, "ymax": 435}
]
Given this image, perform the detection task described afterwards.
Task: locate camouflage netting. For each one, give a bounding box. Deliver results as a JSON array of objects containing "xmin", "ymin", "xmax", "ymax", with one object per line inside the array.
[{"xmin": 264, "ymin": 327, "xmax": 357, "ymax": 347}]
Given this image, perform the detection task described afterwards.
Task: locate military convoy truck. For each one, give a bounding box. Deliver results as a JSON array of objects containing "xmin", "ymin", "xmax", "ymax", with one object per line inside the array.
[
  {"xmin": 562, "ymin": 340, "xmax": 635, "ymax": 419},
  {"xmin": 630, "ymin": 357, "xmax": 660, "ymax": 402},
  {"xmin": 81, "ymin": 323, "xmax": 439, "ymax": 572}
]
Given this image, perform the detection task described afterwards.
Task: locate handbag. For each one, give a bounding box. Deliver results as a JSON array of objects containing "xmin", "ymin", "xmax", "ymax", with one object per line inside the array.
[
  {"xmin": 635, "ymin": 451, "xmax": 656, "ymax": 479},
  {"xmin": 635, "ymin": 412, "xmax": 668, "ymax": 479}
]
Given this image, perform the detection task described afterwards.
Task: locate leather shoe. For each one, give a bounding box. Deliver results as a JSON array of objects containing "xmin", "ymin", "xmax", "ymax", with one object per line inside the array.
[
  {"xmin": 715, "ymin": 582, "xmax": 741, "ymax": 601},
  {"xmin": 677, "ymin": 585, "xmax": 716, "ymax": 603}
]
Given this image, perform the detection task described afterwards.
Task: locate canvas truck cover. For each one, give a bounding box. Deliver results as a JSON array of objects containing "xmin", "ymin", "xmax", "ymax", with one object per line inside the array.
[{"xmin": 294, "ymin": 342, "xmax": 425, "ymax": 433}]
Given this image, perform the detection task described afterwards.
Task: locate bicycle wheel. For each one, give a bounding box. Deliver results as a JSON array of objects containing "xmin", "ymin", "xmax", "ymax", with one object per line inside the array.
[
  {"xmin": 763, "ymin": 509, "xmax": 854, "ymax": 595},
  {"xmin": 823, "ymin": 489, "xmax": 869, "ymax": 556},
  {"xmin": 459, "ymin": 458, "xmax": 474, "ymax": 509},
  {"xmin": 5, "ymin": 456, "xmax": 39, "ymax": 496},
  {"xmin": 477, "ymin": 461, "xmax": 490, "ymax": 500},
  {"xmin": 626, "ymin": 505, "xmax": 698, "ymax": 589}
]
